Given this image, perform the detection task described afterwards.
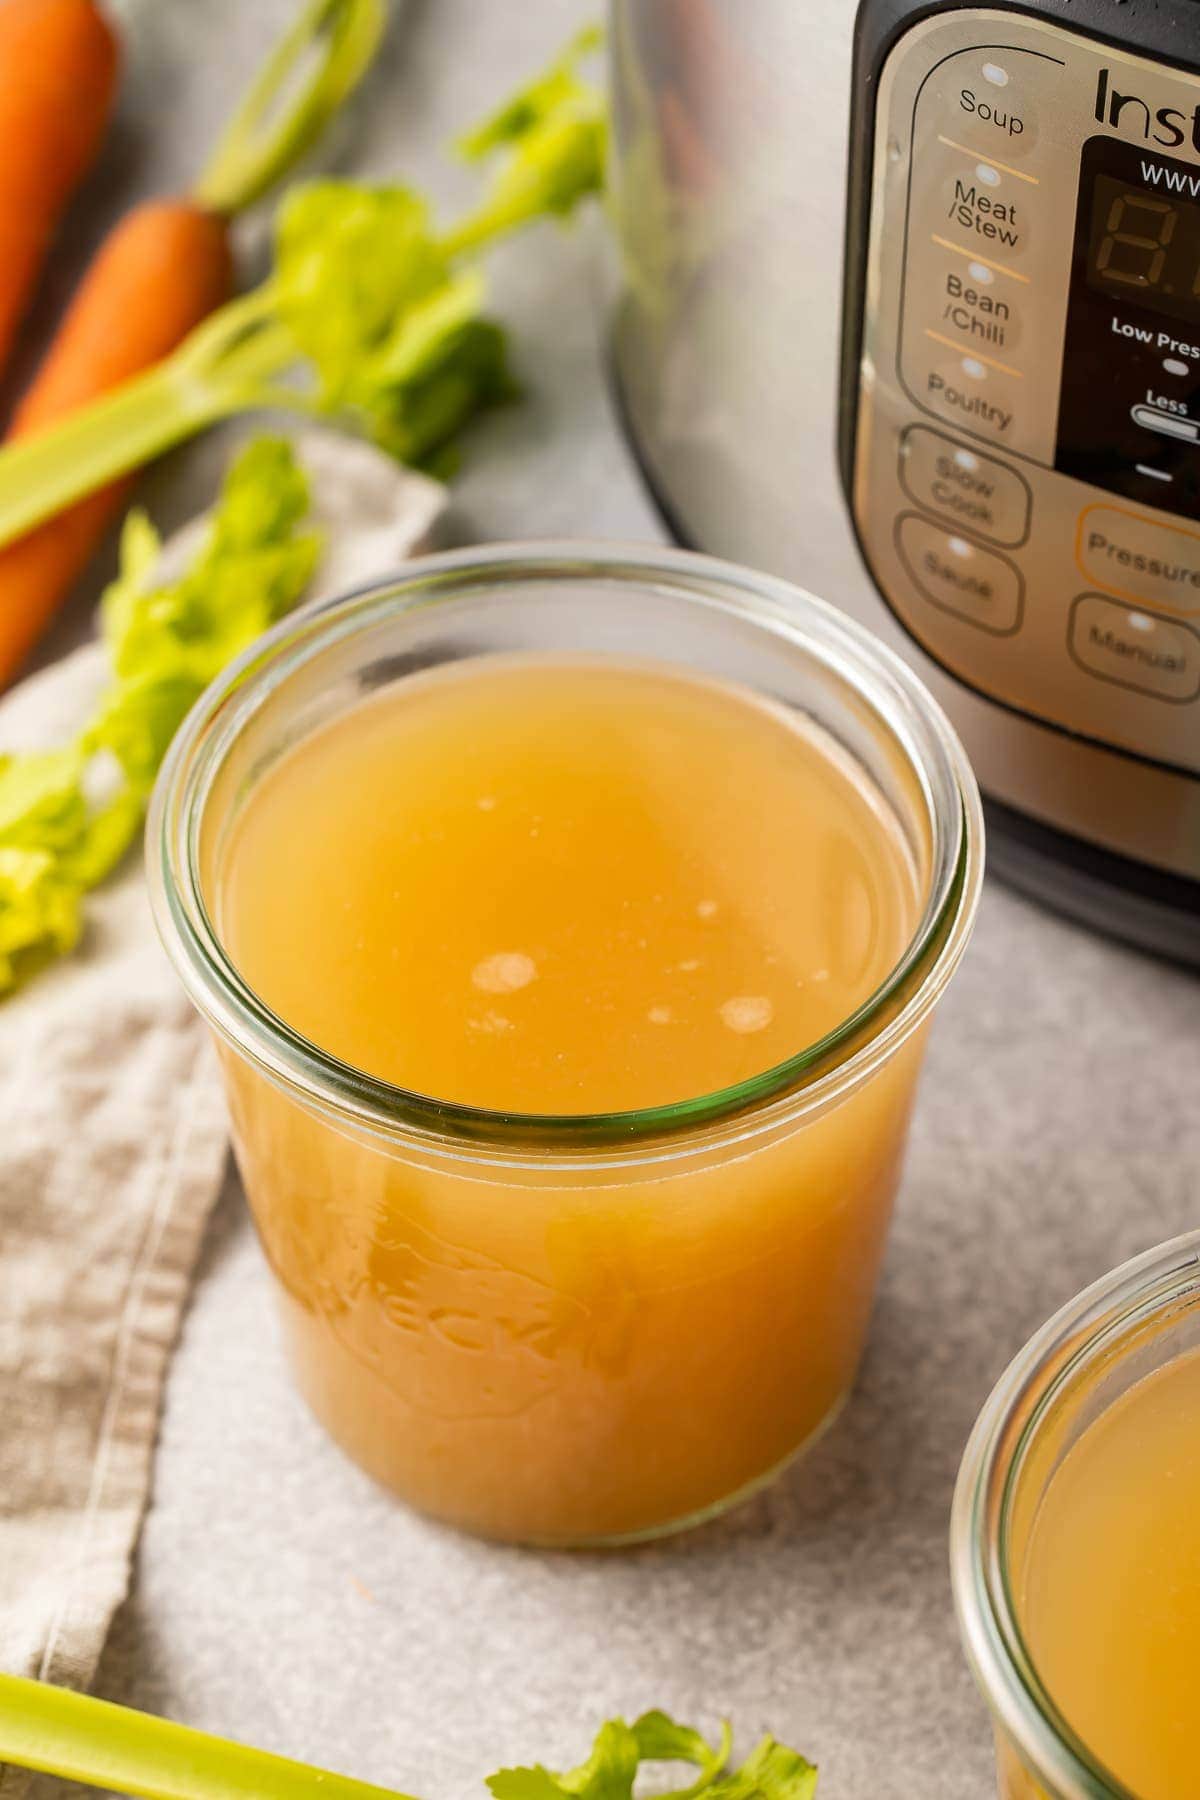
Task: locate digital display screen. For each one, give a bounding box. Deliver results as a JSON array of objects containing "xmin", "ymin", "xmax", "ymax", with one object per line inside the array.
[
  {"xmin": 1058, "ymin": 137, "xmax": 1200, "ymax": 518},
  {"xmin": 1086, "ymin": 171, "xmax": 1200, "ymax": 323}
]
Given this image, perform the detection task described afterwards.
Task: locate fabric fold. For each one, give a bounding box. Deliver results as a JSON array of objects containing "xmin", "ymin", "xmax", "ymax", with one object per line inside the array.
[{"xmin": 0, "ymin": 429, "xmax": 444, "ymax": 1735}]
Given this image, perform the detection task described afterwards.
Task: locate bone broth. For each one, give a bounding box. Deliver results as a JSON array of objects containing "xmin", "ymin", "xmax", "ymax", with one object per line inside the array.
[
  {"xmin": 157, "ymin": 553, "xmax": 980, "ymax": 1545},
  {"xmin": 1013, "ymin": 1350, "xmax": 1200, "ymax": 1800},
  {"xmin": 216, "ymin": 657, "xmax": 919, "ymax": 1114},
  {"xmin": 206, "ymin": 653, "xmax": 928, "ymax": 1540},
  {"xmin": 204, "ymin": 654, "xmax": 928, "ymax": 1539}
]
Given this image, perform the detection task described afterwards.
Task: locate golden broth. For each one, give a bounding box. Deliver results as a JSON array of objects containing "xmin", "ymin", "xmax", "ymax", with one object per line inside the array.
[
  {"xmin": 216, "ymin": 657, "xmax": 919, "ymax": 1113},
  {"xmin": 1013, "ymin": 1348, "xmax": 1200, "ymax": 1800},
  {"xmin": 209, "ymin": 654, "xmax": 929, "ymax": 1541}
]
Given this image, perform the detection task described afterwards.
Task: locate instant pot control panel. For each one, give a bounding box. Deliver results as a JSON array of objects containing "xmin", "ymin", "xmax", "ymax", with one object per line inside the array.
[{"xmin": 847, "ymin": 9, "xmax": 1200, "ymax": 778}]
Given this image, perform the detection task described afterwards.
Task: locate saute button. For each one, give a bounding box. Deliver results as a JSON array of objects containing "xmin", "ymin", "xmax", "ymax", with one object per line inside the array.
[
  {"xmin": 896, "ymin": 513, "xmax": 1024, "ymax": 635},
  {"xmin": 899, "ymin": 425, "xmax": 1031, "ymax": 546},
  {"xmin": 1069, "ymin": 595, "xmax": 1200, "ymax": 704},
  {"xmin": 1077, "ymin": 504, "xmax": 1200, "ymax": 617}
]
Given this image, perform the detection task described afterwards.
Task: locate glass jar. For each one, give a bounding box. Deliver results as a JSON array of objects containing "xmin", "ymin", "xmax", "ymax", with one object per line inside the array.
[
  {"xmin": 149, "ymin": 542, "xmax": 982, "ymax": 1545},
  {"xmin": 951, "ymin": 1231, "xmax": 1200, "ymax": 1799}
]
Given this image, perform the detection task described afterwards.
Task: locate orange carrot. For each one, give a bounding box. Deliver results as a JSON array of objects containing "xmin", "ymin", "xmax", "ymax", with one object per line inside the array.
[
  {"xmin": 10, "ymin": 201, "xmax": 233, "ymax": 435},
  {"xmin": 0, "ymin": 202, "xmax": 232, "ymax": 682},
  {"xmin": 0, "ymin": 0, "xmax": 384, "ymax": 685},
  {"xmin": 0, "ymin": 0, "xmax": 118, "ymax": 373}
]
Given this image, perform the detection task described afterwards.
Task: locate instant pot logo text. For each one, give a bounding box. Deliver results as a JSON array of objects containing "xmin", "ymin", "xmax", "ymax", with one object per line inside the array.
[{"xmin": 1096, "ymin": 68, "xmax": 1200, "ymax": 155}]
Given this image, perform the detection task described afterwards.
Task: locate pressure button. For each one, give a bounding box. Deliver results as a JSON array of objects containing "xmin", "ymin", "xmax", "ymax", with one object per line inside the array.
[
  {"xmin": 896, "ymin": 513, "xmax": 1024, "ymax": 635},
  {"xmin": 899, "ymin": 426, "xmax": 1030, "ymax": 546},
  {"xmin": 1077, "ymin": 505, "xmax": 1200, "ymax": 617}
]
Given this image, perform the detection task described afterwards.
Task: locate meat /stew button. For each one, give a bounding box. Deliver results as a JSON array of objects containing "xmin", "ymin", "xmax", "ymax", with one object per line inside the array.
[
  {"xmin": 1076, "ymin": 504, "xmax": 1200, "ymax": 617},
  {"xmin": 896, "ymin": 513, "xmax": 1024, "ymax": 635}
]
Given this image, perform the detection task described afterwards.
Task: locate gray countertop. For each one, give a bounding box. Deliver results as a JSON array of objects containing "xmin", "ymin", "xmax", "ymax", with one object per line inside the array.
[{"xmin": 28, "ymin": 1, "xmax": 1199, "ymax": 1795}]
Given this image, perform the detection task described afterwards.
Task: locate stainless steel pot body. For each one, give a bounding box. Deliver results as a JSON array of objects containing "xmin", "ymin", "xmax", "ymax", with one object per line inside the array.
[{"xmin": 610, "ymin": 0, "xmax": 1200, "ymax": 960}]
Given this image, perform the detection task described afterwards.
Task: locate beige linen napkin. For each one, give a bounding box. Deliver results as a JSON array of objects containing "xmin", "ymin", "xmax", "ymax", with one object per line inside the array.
[{"xmin": 0, "ymin": 429, "xmax": 444, "ymax": 1706}]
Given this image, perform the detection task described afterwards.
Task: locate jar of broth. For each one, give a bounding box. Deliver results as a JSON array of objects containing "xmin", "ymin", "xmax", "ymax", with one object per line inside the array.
[
  {"xmin": 150, "ymin": 543, "xmax": 982, "ymax": 1544},
  {"xmin": 952, "ymin": 1231, "xmax": 1200, "ymax": 1800}
]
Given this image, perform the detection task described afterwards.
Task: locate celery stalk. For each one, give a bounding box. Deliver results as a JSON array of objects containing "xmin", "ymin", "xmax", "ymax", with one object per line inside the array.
[
  {"xmin": 0, "ymin": 1673, "xmax": 415, "ymax": 1800},
  {"xmin": 194, "ymin": 0, "xmax": 388, "ymax": 216},
  {"xmin": 0, "ymin": 366, "xmax": 225, "ymax": 544},
  {"xmin": 0, "ymin": 299, "xmax": 299, "ymax": 546},
  {"xmin": 0, "ymin": 1681, "xmax": 818, "ymax": 1800},
  {"xmin": 0, "ymin": 29, "xmax": 605, "ymax": 552}
]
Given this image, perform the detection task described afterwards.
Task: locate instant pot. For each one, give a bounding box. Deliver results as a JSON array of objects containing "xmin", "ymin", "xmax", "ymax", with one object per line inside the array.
[{"xmin": 610, "ymin": 0, "xmax": 1200, "ymax": 962}]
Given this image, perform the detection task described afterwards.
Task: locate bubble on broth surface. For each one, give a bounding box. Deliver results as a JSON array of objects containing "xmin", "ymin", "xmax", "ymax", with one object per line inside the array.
[
  {"xmin": 472, "ymin": 952, "xmax": 537, "ymax": 995},
  {"xmin": 720, "ymin": 996, "xmax": 774, "ymax": 1035}
]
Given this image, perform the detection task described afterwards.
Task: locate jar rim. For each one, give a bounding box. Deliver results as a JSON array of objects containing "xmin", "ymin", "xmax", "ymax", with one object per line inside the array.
[
  {"xmin": 147, "ymin": 539, "xmax": 983, "ymax": 1167},
  {"xmin": 950, "ymin": 1229, "xmax": 1200, "ymax": 1800}
]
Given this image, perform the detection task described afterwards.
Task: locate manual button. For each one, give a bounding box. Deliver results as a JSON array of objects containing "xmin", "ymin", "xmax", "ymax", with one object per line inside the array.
[
  {"xmin": 1069, "ymin": 595, "xmax": 1200, "ymax": 704},
  {"xmin": 899, "ymin": 425, "xmax": 1030, "ymax": 546},
  {"xmin": 896, "ymin": 513, "xmax": 1023, "ymax": 635}
]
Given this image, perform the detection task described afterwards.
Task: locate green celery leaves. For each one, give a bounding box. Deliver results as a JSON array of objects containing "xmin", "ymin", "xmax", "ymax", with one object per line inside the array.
[
  {"xmin": 0, "ymin": 437, "xmax": 320, "ymax": 993},
  {"xmin": 0, "ymin": 28, "xmax": 606, "ymax": 547},
  {"xmin": 0, "ymin": 28, "xmax": 609, "ymax": 992},
  {"xmin": 486, "ymin": 1714, "xmax": 816, "ymax": 1800}
]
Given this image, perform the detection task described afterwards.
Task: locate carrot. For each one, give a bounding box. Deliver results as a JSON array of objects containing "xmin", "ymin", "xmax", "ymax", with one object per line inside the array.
[
  {"xmin": 0, "ymin": 0, "xmax": 384, "ymax": 686},
  {"xmin": 0, "ymin": 203, "xmax": 232, "ymax": 681},
  {"xmin": 10, "ymin": 201, "xmax": 233, "ymax": 435},
  {"xmin": 0, "ymin": 0, "xmax": 118, "ymax": 374}
]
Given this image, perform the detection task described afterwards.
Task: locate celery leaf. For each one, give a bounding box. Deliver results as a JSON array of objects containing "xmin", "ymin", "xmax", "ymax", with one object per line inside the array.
[
  {"xmin": 0, "ymin": 436, "xmax": 320, "ymax": 995},
  {"xmin": 485, "ymin": 1715, "xmax": 815, "ymax": 1800}
]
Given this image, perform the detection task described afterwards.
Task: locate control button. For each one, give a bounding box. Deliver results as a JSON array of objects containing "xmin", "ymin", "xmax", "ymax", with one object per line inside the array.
[
  {"xmin": 1076, "ymin": 504, "xmax": 1200, "ymax": 617},
  {"xmin": 899, "ymin": 425, "xmax": 1031, "ymax": 546},
  {"xmin": 896, "ymin": 513, "xmax": 1024, "ymax": 635},
  {"xmin": 1069, "ymin": 595, "xmax": 1200, "ymax": 703},
  {"xmin": 945, "ymin": 56, "xmax": 1045, "ymax": 160},
  {"xmin": 1131, "ymin": 403, "xmax": 1200, "ymax": 444},
  {"xmin": 935, "ymin": 164, "xmax": 1031, "ymax": 259},
  {"xmin": 920, "ymin": 350, "xmax": 1022, "ymax": 443},
  {"xmin": 923, "ymin": 254, "xmax": 1025, "ymax": 354}
]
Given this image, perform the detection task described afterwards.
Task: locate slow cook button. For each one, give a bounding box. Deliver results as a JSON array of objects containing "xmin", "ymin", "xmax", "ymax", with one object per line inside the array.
[
  {"xmin": 899, "ymin": 424, "xmax": 1031, "ymax": 546},
  {"xmin": 1069, "ymin": 595, "xmax": 1200, "ymax": 704},
  {"xmin": 896, "ymin": 513, "xmax": 1024, "ymax": 634},
  {"xmin": 1077, "ymin": 504, "xmax": 1200, "ymax": 617}
]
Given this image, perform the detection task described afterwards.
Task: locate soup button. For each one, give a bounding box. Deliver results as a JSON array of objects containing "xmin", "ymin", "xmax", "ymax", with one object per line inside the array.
[
  {"xmin": 899, "ymin": 426, "xmax": 1030, "ymax": 546},
  {"xmin": 896, "ymin": 513, "xmax": 1024, "ymax": 635}
]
